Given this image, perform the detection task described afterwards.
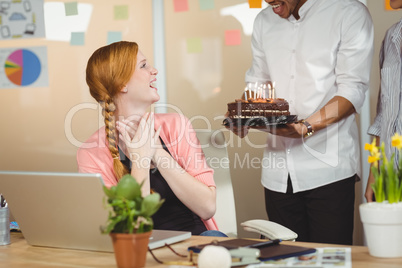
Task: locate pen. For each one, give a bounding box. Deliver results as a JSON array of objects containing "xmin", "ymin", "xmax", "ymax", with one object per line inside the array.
[{"xmin": 246, "ymin": 239, "xmax": 282, "ymax": 248}]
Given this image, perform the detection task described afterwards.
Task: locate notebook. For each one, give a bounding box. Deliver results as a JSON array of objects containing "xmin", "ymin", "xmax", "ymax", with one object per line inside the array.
[
  {"xmin": 0, "ymin": 171, "xmax": 191, "ymax": 252},
  {"xmin": 188, "ymin": 238, "xmax": 316, "ymax": 261}
]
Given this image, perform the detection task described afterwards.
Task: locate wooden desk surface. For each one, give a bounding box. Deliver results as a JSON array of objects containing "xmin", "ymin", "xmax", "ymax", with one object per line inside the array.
[{"xmin": 1, "ymin": 233, "xmax": 401, "ymax": 268}]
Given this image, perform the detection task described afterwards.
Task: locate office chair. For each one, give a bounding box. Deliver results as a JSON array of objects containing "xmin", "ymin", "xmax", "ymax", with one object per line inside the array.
[
  {"xmin": 196, "ymin": 129, "xmax": 297, "ymax": 241},
  {"xmin": 196, "ymin": 129, "xmax": 237, "ymax": 237}
]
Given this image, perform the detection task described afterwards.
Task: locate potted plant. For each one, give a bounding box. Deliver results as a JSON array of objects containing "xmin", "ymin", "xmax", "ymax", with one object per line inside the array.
[
  {"xmin": 102, "ymin": 174, "xmax": 164, "ymax": 268},
  {"xmin": 360, "ymin": 133, "xmax": 402, "ymax": 258}
]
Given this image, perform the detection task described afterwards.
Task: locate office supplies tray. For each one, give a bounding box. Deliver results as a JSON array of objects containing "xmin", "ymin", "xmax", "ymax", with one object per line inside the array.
[{"xmin": 222, "ymin": 115, "xmax": 298, "ymax": 128}]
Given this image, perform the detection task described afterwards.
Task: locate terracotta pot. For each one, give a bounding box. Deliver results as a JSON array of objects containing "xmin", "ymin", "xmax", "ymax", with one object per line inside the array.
[
  {"xmin": 110, "ymin": 231, "xmax": 152, "ymax": 268},
  {"xmin": 360, "ymin": 202, "xmax": 402, "ymax": 258}
]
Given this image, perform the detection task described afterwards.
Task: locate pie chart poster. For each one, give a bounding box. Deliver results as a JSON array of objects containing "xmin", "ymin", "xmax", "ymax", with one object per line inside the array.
[{"xmin": 0, "ymin": 46, "xmax": 48, "ymax": 89}]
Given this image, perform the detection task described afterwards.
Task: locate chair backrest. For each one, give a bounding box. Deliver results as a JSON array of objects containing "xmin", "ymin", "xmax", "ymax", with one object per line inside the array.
[{"xmin": 195, "ymin": 129, "xmax": 237, "ymax": 237}]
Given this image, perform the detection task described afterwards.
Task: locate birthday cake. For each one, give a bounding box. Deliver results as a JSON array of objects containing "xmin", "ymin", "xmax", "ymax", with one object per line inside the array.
[
  {"xmin": 227, "ymin": 97, "xmax": 290, "ymax": 119},
  {"xmin": 228, "ymin": 82, "xmax": 290, "ymax": 118}
]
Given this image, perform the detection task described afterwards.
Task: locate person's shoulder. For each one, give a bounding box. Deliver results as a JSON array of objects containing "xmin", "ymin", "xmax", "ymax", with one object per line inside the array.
[
  {"xmin": 252, "ymin": 4, "xmax": 276, "ymax": 23},
  {"xmin": 252, "ymin": 6, "xmax": 279, "ymax": 32},
  {"xmin": 259, "ymin": 5, "xmax": 272, "ymax": 15},
  {"xmin": 77, "ymin": 126, "xmax": 107, "ymax": 155},
  {"xmin": 330, "ymin": 0, "xmax": 366, "ymax": 6},
  {"xmin": 155, "ymin": 113, "xmax": 193, "ymax": 136},
  {"xmin": 325, "ymin": 0, "xmax": 371, "ymax": 23},
  {"xmin": 386, "ymin": 19, "xmax": 402, "ymax": 37},
  {"xmin": 82, "ymin": 126, "xmax": 106, "ymax": 145},
  {"xmin": 322, "ymin": 0, "xmax": 368, "ymax": 11},
  {"xmin": 76, "ymin": 127, "xmax": 113, "ymax": 174},
  {"xmin": 155, "ymin": 113, "xmax": 192, "ymax": 146},
  {"xmin": 339, "ymin": 0, "xmax": 369, "ymax": 11},
  {"xmin": 155, "ymin": 113, "xmax": 189, "ymax": 124}
]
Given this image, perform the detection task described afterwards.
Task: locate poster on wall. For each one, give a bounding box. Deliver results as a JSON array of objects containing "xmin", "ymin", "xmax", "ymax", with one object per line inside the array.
[
  {"xmin": 0, "ymin": 0, "xmax": 45, "ymax": 40},
  {"xmin": 0, "ymin": 46, "xmax": 48, "ymax": 89}
]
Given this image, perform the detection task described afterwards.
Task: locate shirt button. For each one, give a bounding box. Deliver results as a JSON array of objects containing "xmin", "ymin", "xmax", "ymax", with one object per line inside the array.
[
  {"xmin": 292, "ymin": 49, "xmax": 296, "ymax": 53},
  {"xmin": 290, "ymin": 75, "xmax": 294, "ymax": 79},
  {"xmin": 287, "ymin": 149, "xmax": 291, "ymax": 154}
]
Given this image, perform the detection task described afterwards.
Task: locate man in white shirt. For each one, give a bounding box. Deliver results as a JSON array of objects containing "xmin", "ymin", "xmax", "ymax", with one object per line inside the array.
[{"xmin": 238, "ymin": 0, "xmax": 374, "ymax": 244}]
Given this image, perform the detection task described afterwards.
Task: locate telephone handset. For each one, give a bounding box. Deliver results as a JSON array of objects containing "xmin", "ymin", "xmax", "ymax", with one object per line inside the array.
[{"xmin": 241, "ymin": 219, "xmax": 298, "ymax": 241}]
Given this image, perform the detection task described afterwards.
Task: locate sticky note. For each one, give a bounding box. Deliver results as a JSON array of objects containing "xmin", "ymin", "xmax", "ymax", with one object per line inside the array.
[
  {"xmin": 248, "ymin": 0, "xmax": 262, "ymax": 8},
  {"xmin": 70, "ymin": 32, "xmax": 85, "ymax": 46},
  {"xmin": 107, "ymin": 32, "xmax": 122, "ymax": 45},
  {"xmin": 225, "ymin": 30, "xmax": 241, "ymax": 46},
  {"xmin": 65, "ymin": 2, "xmax": 78, "ymax": 16},
  {"xmin": 114, "ymin": 5, "xmax": 129, "ymax": 20},
  {"xmin": 187, "ymin": 37, "xmax": 202, "ymax": 53},
  {"xmin": 174, "ymin": 0, "xmax": 189, "ymax": 12},
  {"xmin": 199, "ymin": 0, "xmax": 214, "ymax": 10}
]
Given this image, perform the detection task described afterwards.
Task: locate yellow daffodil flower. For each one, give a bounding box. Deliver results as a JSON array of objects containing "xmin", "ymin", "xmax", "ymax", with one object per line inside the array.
[
  {"xmin": 391, "ymin": 133, "xmax": 402, "ymax": 150},
  {"xmin": 364, "ymin": 143, "xmax": 372, "ymax": 151},
  {"xmin": 368, "ymin": 133, "xmax": 402, "ymax": 203},
  {"xmin": 368, "ymin": 152, "xmax": 380, "ymax": 168},
  {"xmin": 364, "ymin": 138, "xmax": 378, "ymax": 154}
]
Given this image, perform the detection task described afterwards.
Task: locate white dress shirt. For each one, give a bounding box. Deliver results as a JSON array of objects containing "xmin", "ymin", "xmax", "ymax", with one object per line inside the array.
[
  {"xmin": 245, "ymin": 0, "xmax": 374, "ymax": 193},
  {"xmin": 368, "ymin": 19, "xmax": 402, "ymax": 167}
]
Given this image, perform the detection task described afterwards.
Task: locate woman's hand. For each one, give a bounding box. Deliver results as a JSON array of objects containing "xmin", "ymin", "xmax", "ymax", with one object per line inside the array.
[
  {"xmin": 116, "ymin": 116, "xmax": 139, "ymax": 158},
  {"xmin": 116, "ymin": 113, "xmax": 161, "ymax": 196},
  {"xmin": 117, "ymin": 113, "xmax": 161, "ymax": 168}
]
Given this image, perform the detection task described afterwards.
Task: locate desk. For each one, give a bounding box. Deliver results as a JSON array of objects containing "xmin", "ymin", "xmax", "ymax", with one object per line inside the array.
[{"xmin": 1, "ymin": 233, "xmax": 401, "ymax": 268}]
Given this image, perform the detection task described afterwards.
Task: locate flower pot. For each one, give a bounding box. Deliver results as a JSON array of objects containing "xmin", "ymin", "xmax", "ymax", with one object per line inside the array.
[
  {"xmin": 359, "ymin": 202, "xmax": 402, "ymax": 258},
  {"xmin": 110, "ymin": 231, "xmax": 152, "ymax": 268}
]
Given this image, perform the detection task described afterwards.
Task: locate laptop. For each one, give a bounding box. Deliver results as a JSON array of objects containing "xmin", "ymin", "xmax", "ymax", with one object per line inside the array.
[{"xmin": 0, "ymin": 171, "xmax": 191, "ymax": 252}]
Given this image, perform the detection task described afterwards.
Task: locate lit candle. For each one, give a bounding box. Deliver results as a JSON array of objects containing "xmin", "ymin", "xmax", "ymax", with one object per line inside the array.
[
  {"xmin": 268, "ymin": 84, "xmax": 272, "ymax": 99},
  {"xmin": 272, "ymin": 81, "xmax": 276, "ymax": 99},
  {"xmin": 262, "ymin": 84, "xmax": 266, "ymax": 99},
  {"xmin": 244, "ymin": 85, "xmax": 248, "ymax": 101},
  {"xmin": 254, "ymin": 82, "xmax": 258, "ymax": 99},
  {"xmin": 260, "ymin": 85, "xmax": 263, "ymax": 99}
]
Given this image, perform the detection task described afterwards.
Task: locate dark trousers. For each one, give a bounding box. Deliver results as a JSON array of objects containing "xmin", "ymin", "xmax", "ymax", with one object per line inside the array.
[{"xmin": 264, "ymin": 175, "xmax": 356, "ymax": 245}]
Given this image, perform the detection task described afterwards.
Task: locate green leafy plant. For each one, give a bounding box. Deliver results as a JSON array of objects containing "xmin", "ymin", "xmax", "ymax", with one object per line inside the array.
[
  {"xmin": 102, "ymin": 174, "xmax": 164, "ymax": 234},
  {"xmin": 365, "ymin": 133, "xmax": 402, "ymax": 203}
]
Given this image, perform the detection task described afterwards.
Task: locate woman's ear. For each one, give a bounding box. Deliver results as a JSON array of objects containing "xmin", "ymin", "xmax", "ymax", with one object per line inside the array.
[{"xmin": 121, "ymin": 86, "xmax": 128, "ymax": 93}]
